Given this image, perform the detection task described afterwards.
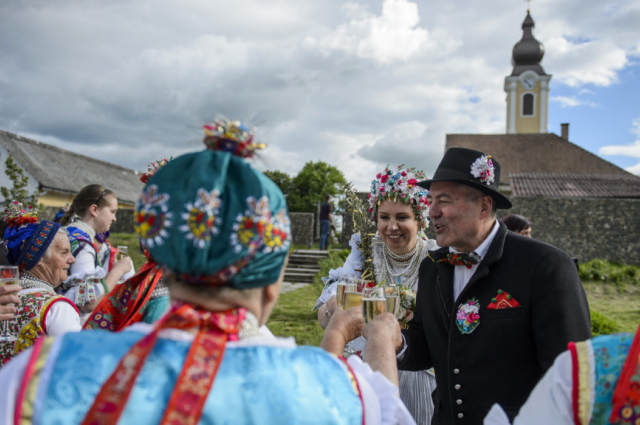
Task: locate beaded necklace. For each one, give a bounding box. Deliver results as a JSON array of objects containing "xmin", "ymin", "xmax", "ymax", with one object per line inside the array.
[
  {"xmin": 378, "ymin": 237, "xmax": 425, "ymax": 288},
  {"xmin": 20, "ymin": 272, "xmax": 55, "ymax": 293}
]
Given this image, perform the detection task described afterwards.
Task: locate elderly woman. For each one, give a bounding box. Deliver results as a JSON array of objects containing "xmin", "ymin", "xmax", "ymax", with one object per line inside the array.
[
  {"xmin": 316, "ymin": 165, "xmax": 439, "ymax": 424},
  {"xmin": 0, "ymin": 119, "xmax": 414, "ymax": 424},
  {"xmin": 59, "ymin": 184, "xmax": 133, "ymax": 320},
  {"xmin": 0, "ymin": 202, "xmax": 81, "ymax": 366}
]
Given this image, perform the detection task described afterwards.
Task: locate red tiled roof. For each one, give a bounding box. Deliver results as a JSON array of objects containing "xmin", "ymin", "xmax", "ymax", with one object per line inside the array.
[
  {"xmin": 446, "ymin": 133, "xmax": 632, "ymax": 184},
  {"xmin": 510, "ymin": 173, "xmax": 640, "ymax": 198}
]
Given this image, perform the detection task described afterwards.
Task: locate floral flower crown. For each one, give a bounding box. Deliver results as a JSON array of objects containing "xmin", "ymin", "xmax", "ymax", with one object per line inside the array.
[
  {"xmin": 3, "ymin": 200, "xmax": 39, "ymax": 226},
  {"xmin": 203, "ymin": 118, "xmax": 266, "ymax": 159},
  {"xmin": 140, "ymin": 157, "xmax": 173, "ymax": 183},
  {"xmin": 368, "ymin": 165, "xmax": 430, "ymax": 229}
]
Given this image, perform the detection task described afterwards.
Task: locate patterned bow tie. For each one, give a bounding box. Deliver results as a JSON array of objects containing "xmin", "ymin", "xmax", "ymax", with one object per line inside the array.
[{"xmin": 429, "ymin": 251, "xmax": 481, "ymax": 269}]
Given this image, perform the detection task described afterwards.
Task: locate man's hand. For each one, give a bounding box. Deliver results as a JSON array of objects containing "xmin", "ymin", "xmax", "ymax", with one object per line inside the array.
[{"xmin": 0, "ymin": 284, "xmax": 21, "ymax": 322}]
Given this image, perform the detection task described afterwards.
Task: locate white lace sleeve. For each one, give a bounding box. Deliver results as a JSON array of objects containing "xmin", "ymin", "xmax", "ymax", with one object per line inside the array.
[
  {"xmin": 348, "ymin": 355, "xmax": 416, "ymax": 425},
  {"xmin": 314, "ymin": 233, "xmax": 364, "ymax": 309}
]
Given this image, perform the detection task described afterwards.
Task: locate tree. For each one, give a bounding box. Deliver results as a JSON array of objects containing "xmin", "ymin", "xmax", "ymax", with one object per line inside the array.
[
  {"xmin": 287, "ymin": 161, "xmax": 347, "ymax": 213},
  {"xmin": 263, "ymin": 170, "xmax": 293, "ymax": 198},
  {"xmin": 0, "ymin": 156, "xmax": 36, "ymax": 204}
]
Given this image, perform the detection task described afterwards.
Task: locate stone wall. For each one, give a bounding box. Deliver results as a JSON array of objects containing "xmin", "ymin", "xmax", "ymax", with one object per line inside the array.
[
  {"xmin": 290, "ymin": 212, "xmax": 314, "ymax": 247},
  {"xmin": 341, "ymin": 193, "xmax": 640, "ymax": 265}
]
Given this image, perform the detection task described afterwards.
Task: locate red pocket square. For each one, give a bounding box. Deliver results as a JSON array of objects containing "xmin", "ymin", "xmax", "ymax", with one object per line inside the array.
[{"xmin": 487, "ymin": 290, "xmax": 520, "ymax": 309}]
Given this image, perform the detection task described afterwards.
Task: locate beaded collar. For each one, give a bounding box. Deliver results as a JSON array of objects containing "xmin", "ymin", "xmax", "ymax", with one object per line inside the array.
[
  {"xmin": 20, "ymin": 272, "xmax": 55, "ymax": 293},
  {"xmin": 373, "ymin": 236, "xmax": 427, "ymax": 290}
]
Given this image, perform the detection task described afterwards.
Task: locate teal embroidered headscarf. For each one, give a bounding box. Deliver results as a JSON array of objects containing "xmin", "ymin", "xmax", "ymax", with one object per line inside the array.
[{"xmin": 134, "ymin": 119, "xmax": 291, "ymax": 289}]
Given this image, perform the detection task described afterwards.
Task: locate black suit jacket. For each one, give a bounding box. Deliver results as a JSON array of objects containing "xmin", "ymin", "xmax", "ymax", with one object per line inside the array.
[{"xmin": 399, "ymin": 222, "xmax": 591, "ymax": 425}]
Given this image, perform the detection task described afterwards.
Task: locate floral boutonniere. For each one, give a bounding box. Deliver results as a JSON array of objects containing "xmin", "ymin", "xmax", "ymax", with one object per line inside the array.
[{"xmin": 456, "ymin": 298, "xmax": 480, "ymax": 334}]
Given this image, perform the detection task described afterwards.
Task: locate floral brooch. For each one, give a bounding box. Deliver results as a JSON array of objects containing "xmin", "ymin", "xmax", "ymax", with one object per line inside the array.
[
  {"xmin": 470, "ymin": 154, "xmax": 495, "ymax": 185},
  {"xmin": 456, "ymin": 298, "xmax": 480, "ymax": 334}
]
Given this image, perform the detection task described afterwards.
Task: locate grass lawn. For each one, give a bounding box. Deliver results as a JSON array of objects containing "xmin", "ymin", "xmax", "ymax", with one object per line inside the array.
[
  {"xmin": 584, "ymin": 282, "xmax": 640, "ymax": 333},
  {"xmin": 267, "ymin": 283, "xmax": 325, "ymax": 346}
]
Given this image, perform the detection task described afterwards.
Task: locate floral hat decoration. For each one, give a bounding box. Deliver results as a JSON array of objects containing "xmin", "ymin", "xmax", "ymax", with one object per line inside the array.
[
  {"xmin": 135, "ymin": 117, "xmax": 291, "ymax": 289},
  {"xmin": 2, "ymin": 200, "xmax": 61, "ymax": 270},
  {"xmin": 139, "ymin": 157, "xmax": 173, "ymax": 184},
  {"xmin": 417, "ymin": 147, "xmax": 512, "ymax": 209},
  {"xmin": 368, "ymin": 165, "xmax": 431, "ymax": 230}
]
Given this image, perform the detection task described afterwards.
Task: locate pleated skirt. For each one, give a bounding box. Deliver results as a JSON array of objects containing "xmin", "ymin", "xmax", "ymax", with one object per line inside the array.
[{"xmin": 399, "ymin": 369, "xmax": 436, "ymax": 425}]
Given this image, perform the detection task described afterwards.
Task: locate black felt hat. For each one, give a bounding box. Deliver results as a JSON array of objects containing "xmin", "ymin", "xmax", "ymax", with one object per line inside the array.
[{"xmin": 418, "ymin": 147, "xmax": 512, "ymax": 209}]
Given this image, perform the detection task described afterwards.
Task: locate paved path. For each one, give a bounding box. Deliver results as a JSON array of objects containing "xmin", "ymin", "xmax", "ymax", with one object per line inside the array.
[{"xmin": 280, "ymin": 281, "xmax": 308, "ymax": 294}]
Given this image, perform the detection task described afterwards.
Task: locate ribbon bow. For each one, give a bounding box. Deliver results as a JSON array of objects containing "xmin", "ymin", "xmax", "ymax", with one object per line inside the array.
[
  {"xmin": 82, "ymin": 302, "xmax": 246, "ymax": 425},
  {"xmin": 429, "ymin": 251, "xmax": 481, "ymax": 269}
]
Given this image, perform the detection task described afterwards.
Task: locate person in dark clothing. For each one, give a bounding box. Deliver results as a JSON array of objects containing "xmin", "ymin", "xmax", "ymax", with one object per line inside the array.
[
  {"xmin": 502, "ymin": 214, "xmax": 532, "ymax": 238},
  {"xmin": 393, "ymin": 148, "xmax": 591, "ymax": 425},
  {"xmin": 319, "ymin": 195, "xmax": 334, "ymax": 250}
]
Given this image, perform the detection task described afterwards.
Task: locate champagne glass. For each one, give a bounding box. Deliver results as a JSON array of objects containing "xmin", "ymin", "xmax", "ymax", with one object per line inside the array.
[
  {"xmin": 0, "ymin": 266, "xmax": 19, "ymax": 342},
  {"xmin": 362, "ymin": 286, "xmax": 386, "ymax": 324},
  {"xmin": 342, "ymin": 281, "xmax": 362, "ymax": 310},
  {"xmin": 116, "ymin": 246, "xmax": 128, "ymax": 261},
  {"xmin": 337, "ymin": 272, "xmax": 355, "ymax": 307},
  {"xmin": 384, "ymin": 285, "xmax": 401, "ymax": 318}
]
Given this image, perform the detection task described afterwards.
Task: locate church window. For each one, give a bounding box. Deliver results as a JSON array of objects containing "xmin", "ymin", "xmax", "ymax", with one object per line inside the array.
[{"xmin": 523, "ymin": 93, "xmax": 534, "ymax": 116}]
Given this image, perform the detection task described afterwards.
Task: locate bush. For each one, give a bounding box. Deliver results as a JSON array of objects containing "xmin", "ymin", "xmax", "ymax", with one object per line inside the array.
[
  {"xmin": 579, "ymin": 259, "xmax": 640, "ymax": 285},
  {"xmin": 313, "ymin": 249, "xmax": 350, "ymax": 286},
  {"xmin": 591, "ymin": 309, "xmax": 620, "ymax": 336}
]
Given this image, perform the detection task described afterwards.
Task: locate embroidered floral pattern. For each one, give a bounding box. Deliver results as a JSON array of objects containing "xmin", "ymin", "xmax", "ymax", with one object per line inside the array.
[
  {"xmin": 231, "ymin": 196, "xmax": 271, "ymax": 253},
  {"xmin": 135, "ymin": 185, "xmax": 173, "ymax": 248},
  {"xmin": 179, "ymin": 189, "xmax": 222, "ymax": 249},
  {"xmin": 456, "ymin": 298, "xmax": 481, "ymax": 335},
  {"xmin": 262, "ymin": 209, "xmax": 291, "ymax": 253},
  {"xmin": 368, "ymin": 165, "xmax": 430, "ymax": 230},
  {"xmin": 470, "ymin": 154, "xmax": 495, "ymax": 185}
]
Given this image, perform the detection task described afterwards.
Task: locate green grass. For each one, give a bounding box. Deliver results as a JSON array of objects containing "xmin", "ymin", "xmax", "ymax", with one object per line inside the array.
[
  {"xmin": 267, "ymin": 283, "xmax": 325, "ymax": 346},
  {"xmin": 584, "ymin": 282, "xmax": 640, "ymax": 334}
]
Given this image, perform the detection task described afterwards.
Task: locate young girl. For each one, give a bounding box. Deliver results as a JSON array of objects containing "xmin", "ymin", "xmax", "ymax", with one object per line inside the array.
[{"xmin": 59, "ymin": 185, "xmax": 132, "ymax": 321}]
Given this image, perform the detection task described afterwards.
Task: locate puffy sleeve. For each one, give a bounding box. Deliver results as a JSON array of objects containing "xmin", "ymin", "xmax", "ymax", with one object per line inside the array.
[
  {"xmin": 314, "ymin": 233, "xmax": 364, "ymax": 309},
  {"xmin": 44, "ymin": 299, "xmax": 82, "ymax": 336},
  {"xmin": 483, "ymin": 348, "xmax": 578, "ymax": 425},
  {"xmin": 63, "ymin": 244, "xmax": 107, "ymax": 305},
  {"xmin": 348, "ymin": 355, "xmax": 416, "ymax": 425}
]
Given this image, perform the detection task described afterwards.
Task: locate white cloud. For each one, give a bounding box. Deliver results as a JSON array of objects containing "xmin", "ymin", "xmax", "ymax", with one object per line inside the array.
[
  {"xmin": 306, "ymin": 0, "xmax": 430, "ymax": 64},
  {"xmin": 599, "ymin": 117, "xmax": 640, "ymax": 175},
  {"xmin": 550, "ymin": 96, "xmax": 597, "ymax": 108}
]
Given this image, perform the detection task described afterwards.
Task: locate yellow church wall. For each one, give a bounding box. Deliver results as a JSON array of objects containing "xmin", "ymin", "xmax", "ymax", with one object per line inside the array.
[
  {"xmin": 515, "ymin": 83, "xmax": 542, "ymax": 134},
  {"xmin": 37, "ymin": 191, "xmax": 134, "ymax": 209}
]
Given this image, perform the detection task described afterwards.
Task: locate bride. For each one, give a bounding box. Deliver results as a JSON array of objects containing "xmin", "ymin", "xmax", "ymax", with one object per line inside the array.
[{"xmin": 316, "ymin": 165, "xmax": 438, "ymax": 425}]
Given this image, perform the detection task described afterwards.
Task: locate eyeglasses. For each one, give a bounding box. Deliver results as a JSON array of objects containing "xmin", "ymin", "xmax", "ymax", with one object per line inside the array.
[{"xmin": 94, "ymin": 189, "xmax": 108, "ymax": 205}]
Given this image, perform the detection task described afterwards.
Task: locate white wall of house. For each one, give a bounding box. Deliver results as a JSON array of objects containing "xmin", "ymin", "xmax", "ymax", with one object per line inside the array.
[{"xmin": 0, "ymin": 143, "xmax": 40, "ymax": 204}]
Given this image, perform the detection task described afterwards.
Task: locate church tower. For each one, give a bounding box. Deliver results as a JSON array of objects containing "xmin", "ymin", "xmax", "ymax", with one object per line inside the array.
[{"xmin": 505, "ymin": 11, "xmax": 551, "ymax": 134}]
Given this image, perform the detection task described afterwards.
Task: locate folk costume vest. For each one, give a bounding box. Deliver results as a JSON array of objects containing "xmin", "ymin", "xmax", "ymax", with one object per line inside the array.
[
  {"xmin": 0, "ymin": 287, "xmax": 78, "ymax": 367},
  {"xmin": 569, "ymin": 333, "xmax": 638, "ymax": 425}
]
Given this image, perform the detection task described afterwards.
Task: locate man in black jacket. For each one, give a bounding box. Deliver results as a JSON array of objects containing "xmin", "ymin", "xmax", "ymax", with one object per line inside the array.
[{"xmin": 396, "ymin": 147, "xmax": 591, "ymax": 424}]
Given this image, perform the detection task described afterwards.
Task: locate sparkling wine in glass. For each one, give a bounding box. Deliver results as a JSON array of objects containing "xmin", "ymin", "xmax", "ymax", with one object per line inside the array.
[
  {"xmin": 115, "ymin": 246, "xmax": 128, "ymax": 261},
  {"xmin": 337, "ymin": 272, "xmax": 355, "ymax": 307},
  {"xmin": 384, "ymin": 285, "xmax": 401, "ymax": 318},
  {"xmin": 362, "ymin": 286, "xmax": 386, "ymax": 324},
  {"xmin": 342, "ymin": 281, "xmax": 362, "ymax": 310},
  {"xmin": 0, "ymin": 266, "xmax": 19, "ymax": 342}
]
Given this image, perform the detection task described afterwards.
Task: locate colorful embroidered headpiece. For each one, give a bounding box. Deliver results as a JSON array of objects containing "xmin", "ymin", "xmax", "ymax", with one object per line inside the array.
[
  {"xmin": 368, "ymin": 165, "xmax": 430, "ymax": 230},
  {"xmin": 202, "ymin": 118, "xmax": 266, "ymax": 159},
  {"xmin": 2, "ymin": 200, "xmax": 61, "ymax": 270},
  {"xmin": 139, "ymin": 157, "xmax": 173, "ymax": 183},
  {"xmin": 135, "ymin": 120, "xmax": 290, "ymax": 289}
]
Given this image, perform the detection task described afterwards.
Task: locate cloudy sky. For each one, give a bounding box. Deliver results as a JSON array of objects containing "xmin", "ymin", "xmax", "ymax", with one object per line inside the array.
[{"xmin": 1, "ymin": 0, "xmax": 639, "ymax": 190}]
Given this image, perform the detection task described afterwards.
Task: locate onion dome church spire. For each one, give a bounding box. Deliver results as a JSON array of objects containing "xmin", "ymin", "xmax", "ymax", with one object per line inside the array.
[
  {"xmin": 504, "ymin": 10, "xmax": 552, "ymax": 134},
  {"xmin": 511, "ymin": 11, "xmax": 547, "ymax": 76}
]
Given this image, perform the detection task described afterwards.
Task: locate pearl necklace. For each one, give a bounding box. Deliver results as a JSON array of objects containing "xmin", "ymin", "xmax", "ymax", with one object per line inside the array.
[
  {"xmin": 20, "ymin": 272, "xmax": 55, "ymax": 293},
  {"xmin": 379, "ymin": 238, "xmax": 425, "ymax": 288}
]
